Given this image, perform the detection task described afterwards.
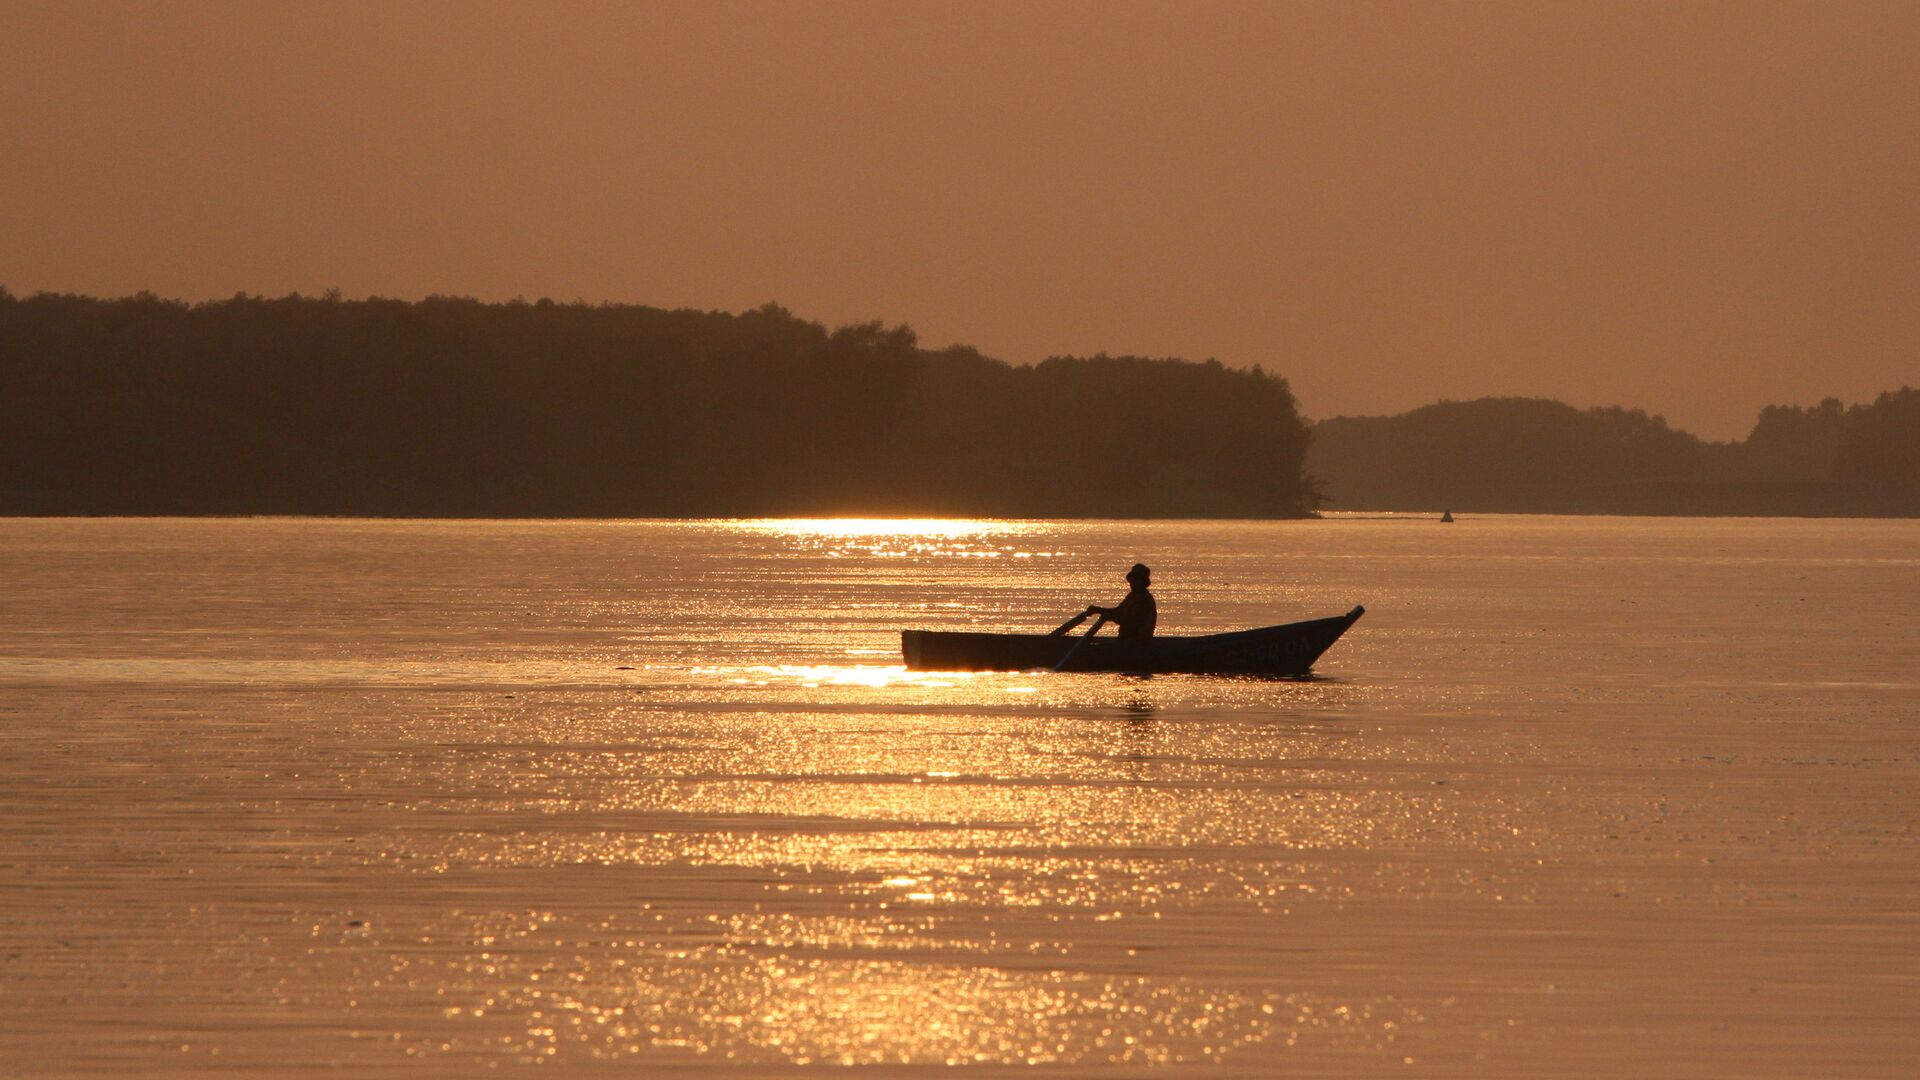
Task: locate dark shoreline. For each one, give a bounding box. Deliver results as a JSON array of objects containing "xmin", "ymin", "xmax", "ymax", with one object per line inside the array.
[
  {"xmin": 0, "ymin": 290, "xmax": 1320, "ymax": 523},
  {"xmin": 1324, "ymin": 480, "xmax": 1920, "ymax": 519}
]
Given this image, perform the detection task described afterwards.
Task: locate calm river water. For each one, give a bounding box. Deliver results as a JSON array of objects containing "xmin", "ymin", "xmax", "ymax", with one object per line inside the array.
[{"xmin": 1, "ymin": 516, "xmax": 1916, "ymax": 1076}]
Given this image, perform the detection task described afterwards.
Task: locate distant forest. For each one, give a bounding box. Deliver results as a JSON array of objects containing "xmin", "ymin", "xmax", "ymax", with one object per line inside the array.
[
  {"xmin": 0, "ymin": 289, "xmax": 1319, "ymax": 517},
  {"xmin": 1310, "ymin": 393, "xmax": 1920, "ymax": 516}
]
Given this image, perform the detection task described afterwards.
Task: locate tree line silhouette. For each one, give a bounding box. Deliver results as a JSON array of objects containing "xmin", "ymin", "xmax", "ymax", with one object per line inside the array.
[
  {"xmin": 0, "ymin": 289, "xmax": 1319, "ymax": 517},
  {"xmin": 1309, "ymin": 392, "xmax": 1920, "ymax": 515}
]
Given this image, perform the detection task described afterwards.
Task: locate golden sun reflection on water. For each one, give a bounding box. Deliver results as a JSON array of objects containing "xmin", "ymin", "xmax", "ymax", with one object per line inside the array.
[
  {"xmin": 382, "ymin": 909, "xmax": 1413, "ymax": 1068},
  {"xmin": 698, "ymin": 663, "xmax": 1059, "ymax": 696},
  {"xmin": 720, "ymin": 517, "xmax": 1029, "ymax": 539},
  {"xmin": 741, "ymin": 663, "xmax": 974, "ymax": 689},
  {"xmin": 308, "ymin": 679, "xmax": 1463, "ymax": 1070},
  {"xmin": 709, "ymin": 517, "xmax": 1059, "ymax": 560}
]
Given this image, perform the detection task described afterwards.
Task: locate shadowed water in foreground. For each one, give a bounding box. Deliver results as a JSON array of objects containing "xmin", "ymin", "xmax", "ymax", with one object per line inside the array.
[{"xmin": 1, "ymin": 516, "xmax": 1916, "ymax": 1075}]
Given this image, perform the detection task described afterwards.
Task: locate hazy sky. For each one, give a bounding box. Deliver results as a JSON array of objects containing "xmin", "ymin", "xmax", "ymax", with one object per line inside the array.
[{"xmin": 3, "ymin": 1, "xmax": 1915, "ymax": 438}]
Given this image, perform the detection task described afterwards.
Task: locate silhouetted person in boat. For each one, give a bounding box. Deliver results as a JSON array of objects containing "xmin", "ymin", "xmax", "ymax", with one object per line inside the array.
[{"xmin": 1086, "ymin": 563, "xmax": 1157, "ymax": 640}]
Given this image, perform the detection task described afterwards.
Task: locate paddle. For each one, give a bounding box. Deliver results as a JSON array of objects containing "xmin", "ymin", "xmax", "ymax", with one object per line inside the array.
[
  {"xmin": 1049, "ymin": 608, "xmax": 1096, "ymax": 637},
  {"xmin": 1052, "ymin": 614, "xmax": 1107, "ymax": 672}
]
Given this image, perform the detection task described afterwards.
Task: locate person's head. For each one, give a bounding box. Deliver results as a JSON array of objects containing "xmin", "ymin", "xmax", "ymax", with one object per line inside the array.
[{"xmin": 1125, "ymin": 563, "xmax": 1151, "ymax": 588}]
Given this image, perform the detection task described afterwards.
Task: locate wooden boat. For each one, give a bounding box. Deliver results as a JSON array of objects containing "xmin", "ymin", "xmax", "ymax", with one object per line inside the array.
[{"xmin": 901, "ymin": 605, "xmax": 1364, "ymax": 675}]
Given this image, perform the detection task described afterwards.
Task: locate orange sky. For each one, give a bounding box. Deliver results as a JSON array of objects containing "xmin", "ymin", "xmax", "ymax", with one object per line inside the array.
[{"xmin": 3, "ymin": 0, "xmax": 1914, "ymax": 438}]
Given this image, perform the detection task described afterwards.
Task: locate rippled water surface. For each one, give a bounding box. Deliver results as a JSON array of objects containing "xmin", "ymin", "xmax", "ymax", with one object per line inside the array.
[{"xmin": 2, "ymin": 516, "xmax": 1916, "ymax": 1076}]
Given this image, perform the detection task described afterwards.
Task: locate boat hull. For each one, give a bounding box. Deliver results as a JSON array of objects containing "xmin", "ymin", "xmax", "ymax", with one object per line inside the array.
[{"xmin": 901, "ymin": 606, "xmax": 1364, "ymax": 675}]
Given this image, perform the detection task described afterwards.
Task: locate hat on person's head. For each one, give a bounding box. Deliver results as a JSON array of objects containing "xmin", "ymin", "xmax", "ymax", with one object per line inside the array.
[{"xmin": 1126, "ymin": 563, "xmax": 1151, "ymax": 584}]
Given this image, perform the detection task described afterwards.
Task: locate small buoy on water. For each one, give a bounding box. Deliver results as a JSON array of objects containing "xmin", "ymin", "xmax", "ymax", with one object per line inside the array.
[{"xmin": 1440, "ymin": 510, "xmax": 1454, "ymax": 523}]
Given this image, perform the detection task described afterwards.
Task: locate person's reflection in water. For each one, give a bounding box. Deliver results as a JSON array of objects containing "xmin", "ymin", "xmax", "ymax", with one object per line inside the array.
[{"xmin": 1116, "ymin": 694, "xmax": 1158, "ymax": 772}]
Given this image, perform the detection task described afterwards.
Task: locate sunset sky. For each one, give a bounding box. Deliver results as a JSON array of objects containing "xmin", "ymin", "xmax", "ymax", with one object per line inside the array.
[{"xmin": 3, "ymin": 0, "xmax": 1914, "ymax": 439}]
